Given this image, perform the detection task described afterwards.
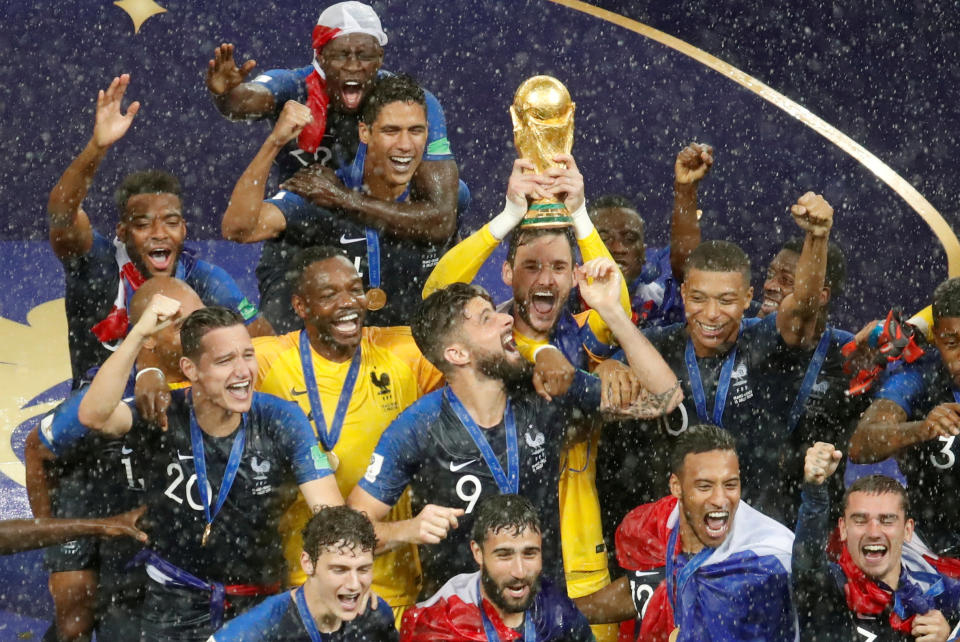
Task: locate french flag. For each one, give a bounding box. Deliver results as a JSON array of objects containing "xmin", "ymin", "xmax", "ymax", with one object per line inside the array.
[{"xmin": 617, "ymin": 495, "xmax": 798, "ymax": 641}]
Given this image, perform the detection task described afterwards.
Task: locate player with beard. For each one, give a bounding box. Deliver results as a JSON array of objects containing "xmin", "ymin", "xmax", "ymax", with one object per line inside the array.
[
  {"xmin": 222, "ymin": 74, "xmax": 452, "ymax": 329},
  {"xmin": 591, "ymin": 143, "xmax": 712, "ymax": 329},
  {"xmin": 48, "ymin": 75, "xmax": 270, "ymax": 389},
  {"xmin": 251, "ymin": 245, "xmax": 443, "ymax": 624},
  {"xmin": 400, "ymin": 494, "xmax": 593, "ymax": 641},
  {"xmin": 577, "ymin": 424, "xmax": 797, "ymax": 641},
  {"xmin": 74, "ymin": 302, "xmax": 342, "ymax": 640},
  {"xmin": 348, "ymin": 253, "xmax": 680, "ymax": 599},
  {"xmin": 209, "ymin": 506, "xmax": 397, "ymax": 641},
  {"xmin": 25, "ymin": 277, "xmax": 203, "ymax": 642}
]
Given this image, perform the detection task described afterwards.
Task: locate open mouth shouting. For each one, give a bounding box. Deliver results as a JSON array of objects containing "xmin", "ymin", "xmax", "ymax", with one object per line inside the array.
[
  {"xmin": 760, "ymin": 291, "xmax": 783, "ymax": 316},
  {"xmin": 388, "ymin": 155, "xmax": 415, "ymax": 175},
  {"xmin": 695, "ymin": 320, "xmax": 729, "ymax": 341},
  {"xmin": 225, "ymin": 378, "xmax": 252, "ymax": 403},
  {"xmin": 337, "ymin": 589, "xmax": 362, "ymax": 614},
  {"xmin": 340, "ymin": 80, "xmax": 365, "ymax": 111},
  {"xmin": 861, "ymin": 542, "xmax": 889, "ymax": 565},
  {"xmin": 502, "ymin": 581, "xmax": 531, "ymax": 603},
  {"xmin": 144, "ymin": 247, "xmax": 175, "ymax": 274},
  {"xmin": 704, "ymin": 510, "xmax": 730, "ymax": 540},
  {"xmin": 332, "ymin": 310, "xmax": 361, "ymax": 337},
  {"xmin": 502, "ymin": 331, "xmax": 519, "ymax": 356}
]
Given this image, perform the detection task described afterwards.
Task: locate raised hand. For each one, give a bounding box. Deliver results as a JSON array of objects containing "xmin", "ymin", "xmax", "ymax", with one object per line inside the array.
[
  {"xmin": 575, "ymin": 257, "xmax": 623, "ymax": 315},
  {"xmin": 532, "ymin": 346, "xmax": 575, "ymax": 402},
  {"xmin": 506, "ymin": 158, "xmax": 552, "ymax": 209},
  {"xmin": 93, "ymin": 75, "xmax": 140, "ymax": 150},
  {"xmin": 921, "ymin": 403, "xmax": 960, "ymax": 439},
  {"xmin": 412, "ymin": 504, "xmax": 464, "ymax": 545},
  {"xmin": 206, "ymin": 43, "xmax": 257, "ymax": 96},
  {"xmin": 791, "ymin": 192, "xmax": 833, "ymax": 238},
  {"xmin": 544, "ymin": 153, "xmax": 585, "ymax": 212},
  {"xmin": 674, "ymin": 143, "xmax": 713, "ymax": 185},
  {"xmin": 911, "ymin": 609, "xmax": 949, "ymax": 642},
  {"xmin": 100, "ymin": 505, "xmax": 149, "ymax": 543},
  {"xmin": 803, "ymin": 441, "xmax": 842, "ymax": 485},
  {"xmin": 595, "ymin": 358, "xmax": 642, "ymax": 412},
  {"xmin": 270, "ymin": 100, "xmax": 313, "ymax": 147},
  {"xmin": 130, "ymin": 294, "xmax": 182, "ymax": 340},
  {"xmin": 281, "ymin": 164, "xmax": 348, "ymax": 210}
]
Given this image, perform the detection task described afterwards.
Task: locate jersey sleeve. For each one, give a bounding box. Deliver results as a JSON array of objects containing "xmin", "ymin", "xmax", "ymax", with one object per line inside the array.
[
  {"xmin": 421, "ymin": 224, "xmax": 500, "ymax": 299},
  {"xmin": 189, "ymin": 260, "xmax": 260, "ymax": 324},
  {"xmin": 250, "ymin": 68, "xmax": 309, "ymax": 118},
  {"xmin": 208, "ymin": 592, "xmax": 290, "ymax": 641},
  {"xmin": 37, "ymin": 390, "xmax": 91, "ymax": 457},
  {"xmin": 423, "ymin": 90, "xmax": 454, "ymax": 161},
  {"xmin": 356, "ymin": 393, "xmax": 439, "ymax": 506},
  {"xmin": 875, "ymin": 361, "xmax": 931, "ymax": 415},
  {"xmin": 262, "ymin": 395, "xmax": 333, "ymax": 484}
]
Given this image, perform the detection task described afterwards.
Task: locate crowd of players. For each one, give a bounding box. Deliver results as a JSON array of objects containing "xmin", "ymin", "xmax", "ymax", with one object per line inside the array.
[{"xmin": 14, "ymin": 1, "xmax": 960, "ymax": 640}]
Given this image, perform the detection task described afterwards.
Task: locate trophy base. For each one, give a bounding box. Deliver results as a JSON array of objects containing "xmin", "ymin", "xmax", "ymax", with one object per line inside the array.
[{"xmin": 519, "ymin": 201, "xmax": 573, "ymax": 229}]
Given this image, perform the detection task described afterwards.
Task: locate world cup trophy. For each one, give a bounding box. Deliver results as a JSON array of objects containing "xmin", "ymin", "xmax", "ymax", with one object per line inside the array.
[{"xmin": 510, "ymin": 75, "xmax": 576, "ymax": 228}]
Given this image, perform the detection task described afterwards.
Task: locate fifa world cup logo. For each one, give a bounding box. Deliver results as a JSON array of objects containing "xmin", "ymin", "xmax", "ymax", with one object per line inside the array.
[{"xmin": 510, "ymin": 76, "xmax": 576, "ymax": 228}]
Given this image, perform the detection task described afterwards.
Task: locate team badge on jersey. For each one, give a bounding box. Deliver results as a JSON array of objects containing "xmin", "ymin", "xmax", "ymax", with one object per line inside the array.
[
  {"xmin": 370, "ymin": 371, "xmax": 399, "ymax": 411},
  {"xmin": 364, "ymin": 453, "xmax": 384, "ymax": 483}
]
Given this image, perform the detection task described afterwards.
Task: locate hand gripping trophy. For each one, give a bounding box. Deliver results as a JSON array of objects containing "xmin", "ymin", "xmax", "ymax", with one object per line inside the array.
[{"xmin": 510, "ymin": 75, "xmax": 576, "ymax": 228}]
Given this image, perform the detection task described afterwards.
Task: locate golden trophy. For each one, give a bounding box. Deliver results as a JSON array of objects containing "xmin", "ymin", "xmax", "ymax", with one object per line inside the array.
[{"xmin": 510, "ymin": 75, "xmax": 576, "ymax": 228}]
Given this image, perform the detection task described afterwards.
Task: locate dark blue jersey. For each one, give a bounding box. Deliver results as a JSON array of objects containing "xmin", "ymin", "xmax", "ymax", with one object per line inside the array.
[
  {"xmin": 209, "ymin": 591, "xmax": 396, "ymax": 641},
  {"xmin": 61, "ymin": 231, "xmax": 260, "ymax": 388},
  {"xmin": 128, "ymin": 390, "xmax": 332, "ymax": 584},
  {"xmin": 251, "ymin": 66, "xmax": 454, "ymax": 183},
  {"xmin": 358, "ymin": 371, "xmax": 602, "ymax": 597},
  {"xmin": 876, "ymin": 350, "xmax": 960, "ymax": 554},
  {"xmin": 630, "ymin": 246, "xmax": 684, "ymax": 329}
]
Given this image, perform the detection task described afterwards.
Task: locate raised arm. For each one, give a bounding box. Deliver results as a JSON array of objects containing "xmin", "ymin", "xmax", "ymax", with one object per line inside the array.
[
  {"xmin": 220, "ymin": 100, "xmax": 312, "ymax": 243},
  {"xmin": 793, "ymin": 443, "xmax": 842, "ymax": 601},
  {"xmin": 48, "ymin": 75, "xmax": 140, "ymax": 259},
  {"xmin": 849, "ymin": 397, "xmax": 960, "ymax": 463},
  {"xmin": 77, "ymin": 294, "xmax": 182, "ymax": 436},
  {"xmin": 670, "ymin": 143, "xmax": 712, "ymax": 280},
  {"xmin": 205, "ymin": 43, "xmax": 275, "ymax": 120},
  {"xmin": 777, "ymin": 192, "xmax": 834, "ymax": 348},
  {"xmin": 347, "ymin": 486, "xmax": 463, "ymax": 554}
]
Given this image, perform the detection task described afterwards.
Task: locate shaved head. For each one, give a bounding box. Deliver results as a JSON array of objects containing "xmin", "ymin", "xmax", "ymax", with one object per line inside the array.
[{"xmin": 130, "ymin": 277, "xmax": 203, "ymax": 324}]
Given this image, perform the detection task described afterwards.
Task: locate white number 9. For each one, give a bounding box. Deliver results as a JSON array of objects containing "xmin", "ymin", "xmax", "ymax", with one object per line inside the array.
[
  {"xmin": 931, "ymin": 435, "xmax": 956, "ymax": 470},
  {"xmin": 456, "ymin": 474, "xmax": 482, "ymax": 514}
]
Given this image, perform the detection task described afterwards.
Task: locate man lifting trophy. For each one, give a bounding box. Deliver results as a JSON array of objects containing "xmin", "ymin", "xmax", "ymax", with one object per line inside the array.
[{"xmin": 510, "ymin": 75, "xmax": 576, "ymax": 228}]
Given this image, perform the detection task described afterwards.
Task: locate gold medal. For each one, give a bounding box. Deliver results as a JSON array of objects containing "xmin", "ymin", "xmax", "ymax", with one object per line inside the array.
[
  {"xmin": 366, "ymin": 287, "xmax": 387, "ymax": 311},
  {"xmin": 201, "ymin": 523, "xmax": 212, "ymax": 547},
  {"xmin": 668, "ymin": 626, "xmax": 680, "ymax": 642}
]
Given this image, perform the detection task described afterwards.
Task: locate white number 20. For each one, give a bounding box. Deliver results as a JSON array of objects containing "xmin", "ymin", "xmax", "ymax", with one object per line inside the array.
[
  {"xmin": 456, "ymin": 475, "xmax": 482, "ymax": 514},
  {"xmin": 164, "ymin": 463, "xmax": 210, "ymax": 511}
]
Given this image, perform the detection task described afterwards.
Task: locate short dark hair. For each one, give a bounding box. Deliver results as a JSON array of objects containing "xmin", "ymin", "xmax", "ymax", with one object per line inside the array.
[
  {"xmin": 412, "ymin": 282, "xmax": 493, "ymax": 373},
  {"xmin": 115, "ymin": 170, "xmax": 181, "ymax": 216},
  {"xmin": 179, "ymin": 306, "xmax": 245, "ymax": 360},
  {"xmin": 505, "ymin": 226, "xmax": 578, "ymax": 266},
  {"xmin": 779, "ymin": 238, "xmax": 847, "ymax": 296},
  {"xmin": 842, "ymin": 474, "xmax": 909, "ymax": 516},
  {"xmin": 933, "ymin": 278, "xmax": 960, "ymax": 324},
  {"xmin": 683, "ymin": 240, "xmax": 751, "ymax": 283},
  {"xmin": 360, "ymin": 73, "xmax": 426, "ymax": 126},
  {"xmin": 588, "ymin": 194, "xmax": 638, "ymax": 215},
  {"xmin": 287, "ymin": 245, "xmax": 350, "ymax": 295},
  {"xmin": 471, "ymin": 494, "xmax": 542, "ymax": 545},
  {"xmin": 669, "ymin": 424, "xmax": 738, "ymax": 476},
  {"xmin": 302, "ymin": 505, "xmax": 378, "ymax": 564}
]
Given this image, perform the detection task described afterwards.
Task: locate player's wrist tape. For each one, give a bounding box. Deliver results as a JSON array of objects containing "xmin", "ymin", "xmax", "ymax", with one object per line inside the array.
[
  {"xmin": 488, "ymin": 199, "xmax": 528, "ymax": 240},
  {"xmin": 532, "ymin": 344, "xmax": 561, "ymax": 360},
  {"xmin": 135, "ymin": 367, "xmax": 164, "ymax": 382},
  {"xmin": 569, "ymin": 202, "xmax": 593, "ymax": 240}
]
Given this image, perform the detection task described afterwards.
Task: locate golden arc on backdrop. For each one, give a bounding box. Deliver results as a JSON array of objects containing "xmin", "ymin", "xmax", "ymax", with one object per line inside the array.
[
  {"xmin": 113, "ymin": 0, "xmax": 167, "ymax": 34},
  {"xmin": 366, "ymin": 287, "xmax": 388, "ymax": 311},
  {"xmin": 669, "ymin": 627, "xmax": 680, "ymax": 642},
  {"xmin": 548, "ymin": 0, "xmax": 960, "ymax": 275},
  {"xmin": 511, "ymin": 75, "xmax": 576, "ymax": 229}
]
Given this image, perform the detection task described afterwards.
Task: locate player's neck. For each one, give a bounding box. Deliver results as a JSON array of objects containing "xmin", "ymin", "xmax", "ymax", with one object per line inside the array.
[
  {"xmin": 299, "ymin": 584, "xmax": 344, "ymax": 634},
  {"xmin": 362, "ymin": 172, "xmax": 407, "ymax": 202},
  {"xmin": 677, "ymin": 517, "xmax": 707, "ymax": 555},
  {"xmin": 481, "ymin": 587, "xmax": 525, "ymax": 629},
  {"xmin": 448, "ymin": 372, "xmax": 508, "ymax": 428},
  {"xmin": 192, "ymin": 392, "xmax": 242, "ymax": 438},
  {"xmin": 306, "ymin": 325, "xmax": 358, "ymax": 364}
]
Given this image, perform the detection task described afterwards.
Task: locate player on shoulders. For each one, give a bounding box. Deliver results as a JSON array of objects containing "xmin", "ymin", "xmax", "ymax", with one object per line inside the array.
[
  {"xmin": 577, "ymin": 424, "xmax": 797, "ymax": 641},
  {"xmin": 75, "ymin": 299, "xmax": 341, "ymax": 640},
  {"xmin": 222, "ymin": 74, "xmax": 452, "ymax": 329},
  {"xmin": 48, "ymin": 74, "xmax": 270, "ymax": 389},
  {"xmin": 209, "ymin": 505, "xmax": 397, "ymax": 642},
  {"xmin": 401, "ymin": 494, "xmax": 594, "ymax": 641},
  {"xmin": 794, "ymin": 442, "xmax": 960, "ymax": 641},
  {"xmin": 591, "ymin": 142, "xmax": 712, "ymax": 329},
  {"xmin": 252, "ymin": 245, "xmax": 443, "ymax": 623}
]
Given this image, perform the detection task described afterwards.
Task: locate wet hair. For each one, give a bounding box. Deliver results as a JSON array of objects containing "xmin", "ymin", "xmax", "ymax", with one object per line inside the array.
[
  {"xmin": 683, "ymin": 240, "xmax": 751, "ymax": 283},
  {"xmin": 287, "ymin": 245, "xmax": 350, "ymax": 295},
  {"xmin": 779, "ymin": 238, "xmax": 848, "ymax": 296},
  {"xmin": 842, "ymin": 474, "xmax": 909, "ymax": 516},
  {"xmin": 471, "ymin": 494, "xmax": 542, "ymax": 545},
  {"xmin": 302, "ymin": 505, "xmax": 378, "ymax": 563},
  {"xmin": 669, "ymin": 424, "xmax": 738, "ymax": 476},
  {"xmin": 179, "ymin": 306, "xmax": 245, "ymax": 360},
  {"xmin": 412, "ymin": 282, "xmax": 493, "ymax": 374},
  {"xmin": 359, "ymin": 73, "xmax": 426, "ymax": 126},
  {"xmin": 115, "ymin": 170, "xmax": 181, "ymax": 217},
  {"xmin": 933, "ymin": 278, "xmax": 960, "ymax": 323},
  {"xmin": 505, "ymin": 226, "xmax": 578, "ymax": 266}
]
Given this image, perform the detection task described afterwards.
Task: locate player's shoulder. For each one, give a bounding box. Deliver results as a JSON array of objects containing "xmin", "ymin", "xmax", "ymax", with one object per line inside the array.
[
  {"xmin": 250, "ymin": 391, "xmax": 305, "ymax": 426},
  {"xmin": 363, "ymin": 326, "xmax": 424, "ymax": 366},
  {"xmin": 209, "ymin": 591, "xmax": 293, "ymax": 641},
  {"xmin": 254, "ymin": 330, "xmax": 300, "ymax": 367},
  {"xmin": 389, "ymin": 388, "xmax": 445, "ymax": 430}
]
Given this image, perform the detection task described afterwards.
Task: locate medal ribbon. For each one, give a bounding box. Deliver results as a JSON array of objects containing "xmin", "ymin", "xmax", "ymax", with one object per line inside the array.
[
  {"xmin": 299, "ymin": 330, "xmax": 363, "ymax": 451},
  {"xmin": 664, "ymin": 523, "xmax": 714, "ymax": 622},
  {"xmin": 189, "ymin": 400, "xmax": 246, "ymax": 543},
  {"xmin": 294, "ymin": 586, "xmax": 327, "ymax": 642},
  {"xmin": 786, "ymin": 329, "xmax": 832, "ymax": 434},
  {"xmin": 365, "ymin": 228, "xmax": 382, "ymax": 290},
  {"xmin": 684, "ymin": 340, "xmax": 738, "ymax": 427},
  {"xmin": 444, "ymin": 387, "xmax": 519, "ymax": 494},
  {"xmin": 478, "ymin": 578, "xmax": 536, "ymax": 641}
]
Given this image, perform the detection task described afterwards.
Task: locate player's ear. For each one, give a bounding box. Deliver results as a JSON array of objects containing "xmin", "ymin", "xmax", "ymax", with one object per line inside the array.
[
  {"xmin": 116, "ymin": 221, "xmax": 127, "ymax": 242},
  {"xmin": 819, "ymin": 285, "xmax": 831, "ymax": 308},
  {"xmin": 470, "ymin": 540, "xmax": 483, "ymax": 568},
  {"xmin": 443, "ymin": 342, "xmax": 470, "ymax": 369},
  {"xmin": 742, "ymin": 286, "xmax": 754, "ymax": 309},
  {"xmin": 904, "ymin": 517, "xmax": 915, "ymax": 543},
  {"xmin": 300, "ymin": 551, "xmax": 315, "ymax": 576},
  {"xmin": 358, "ymin": 121, "xmax": 371, "ymax": 145},
  {"xmin": 668, "ymin": 473, "xmax": 681, "ymax": 500},
  {"xmin": 180, "ymin": 356, "xmax": 198, "ymax": 382},
  {"xmin": 501, "ymin": 261, "xmax": 514, "ymax": 288},
  {"xmin": 838, "ymin": 517, "xmax": 847, "ymax": 542},
  {"xmin": 292, "ymin": 294, "xmax": 307, "ymax": 321}
]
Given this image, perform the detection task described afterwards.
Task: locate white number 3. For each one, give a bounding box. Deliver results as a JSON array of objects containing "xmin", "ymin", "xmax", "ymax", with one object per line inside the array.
[{"xmin": 931, "ymin": 436, "xmax": 956, "ymax": 470}]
